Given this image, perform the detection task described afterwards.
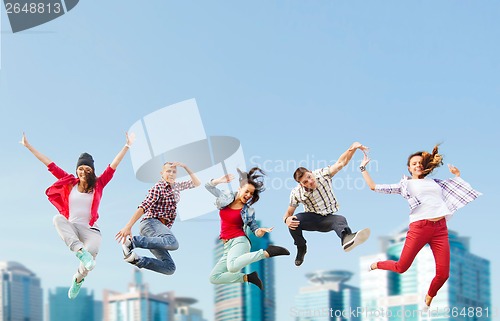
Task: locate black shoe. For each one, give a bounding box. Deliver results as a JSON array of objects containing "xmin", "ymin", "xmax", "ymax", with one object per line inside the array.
[
  {"xmin": 265, "ymin": 245, "xmax": 290, "ymax": 257},
  {"xmin": 247, "ymin": 271, "xmax": 263, "ymax": 290},
  {"xmin": 342, "ymin": 228, "xmax": 370, "ymax": 252},
  {"xmin": 295, "ymin": 245, "xmax": 307, "ymax": 266}
]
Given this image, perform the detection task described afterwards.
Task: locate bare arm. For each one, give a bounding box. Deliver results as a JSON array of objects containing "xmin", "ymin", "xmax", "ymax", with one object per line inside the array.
[
  {"xmin": 173, "ymin": 162, "xmax": 201, "ymax": 187},
  {"xmin": 115, "ymin": 207, "xmax": 144, "ymax": 243},
  {"xmin": 329, "ymin": 142, "xmax": 368, "ymax": 177},
  {"xmin": 110, "ymin": 132, "xmax": 135, "ymax": 170},
  {"xmin": 283, "ymin": 206, "xmax": 300, "ymax": 230},
  {"xmin": 20, "ymin": 133, "xmax": 52, "ymax": 166},
  {"xmin": 360, "ymin": 153, "xmax": 377, "ymax": 190}
]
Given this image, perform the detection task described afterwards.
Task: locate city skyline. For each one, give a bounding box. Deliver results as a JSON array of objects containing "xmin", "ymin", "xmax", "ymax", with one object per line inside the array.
[{"xmin": 1, "ymin": 2, "xmax": 498, "ymax": 320}]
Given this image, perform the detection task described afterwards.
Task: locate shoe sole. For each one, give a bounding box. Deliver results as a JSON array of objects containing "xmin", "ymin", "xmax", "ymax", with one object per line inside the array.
[{"xmin": 344, "ymin": 228, "xmax": 371, "ymax": 252}]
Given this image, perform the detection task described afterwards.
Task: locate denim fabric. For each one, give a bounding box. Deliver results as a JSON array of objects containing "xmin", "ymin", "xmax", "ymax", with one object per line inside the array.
[
  {"xmin": 132, "ymin": 218, "xmax": 179, "ymax": 275},
  {"xmin": 205, "ymin": 182, "xmax": 259, "ymax": 234}
]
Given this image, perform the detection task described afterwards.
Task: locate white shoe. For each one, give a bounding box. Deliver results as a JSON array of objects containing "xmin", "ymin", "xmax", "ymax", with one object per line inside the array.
[
  {"xmin": 122, "ymin": 236, "xmax": 134, "ymax": 258},
  {"xmin": 343, "ymin": 228, "xmax": 371, "ymax": 252},
  {"xmin": 124, "ymin": 251, "xmax": 139, "ymax": 265}
]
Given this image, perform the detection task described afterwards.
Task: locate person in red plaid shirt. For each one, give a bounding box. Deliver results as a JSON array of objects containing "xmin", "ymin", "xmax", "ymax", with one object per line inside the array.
[{"xmin": 115, "ymin": 162, "xmax": 200, "ymax": 275}]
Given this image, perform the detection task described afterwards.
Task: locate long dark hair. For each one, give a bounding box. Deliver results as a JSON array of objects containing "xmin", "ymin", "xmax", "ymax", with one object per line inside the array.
[
  {"xmin": 237, "ymin": 167, "xmax": 265, "ymax": 205},
  {"xmin": 81, "ymin": 171, "xmax": 97, "ymax": 193},
  {"xmin": 407, "ymin": 145, "xmax": 443, "ymax": 178}
]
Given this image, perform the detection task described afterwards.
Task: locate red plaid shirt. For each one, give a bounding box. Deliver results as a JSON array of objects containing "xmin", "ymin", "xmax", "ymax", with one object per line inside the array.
[{"xmin": 140, "ymin": 179, "xmax": 195, "ymax": 228}]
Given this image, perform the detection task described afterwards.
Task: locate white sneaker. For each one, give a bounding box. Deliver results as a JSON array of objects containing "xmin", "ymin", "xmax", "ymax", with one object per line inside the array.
[
  {"xmin": 343, "ymin": 228, "xmax": 371, "ymax": 252},
  {"xmin": 124, "ymin": 251, "xmax": 139, "ymax": 265},
  {"xmin": 122, "ymin": 236, "xmax": 134, "ymax": 258}
]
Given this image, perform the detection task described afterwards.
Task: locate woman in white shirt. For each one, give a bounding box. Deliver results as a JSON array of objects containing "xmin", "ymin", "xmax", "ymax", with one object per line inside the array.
[{"xmin": 359, "ymin": 145, "xmax": 480, "ymax": 309}]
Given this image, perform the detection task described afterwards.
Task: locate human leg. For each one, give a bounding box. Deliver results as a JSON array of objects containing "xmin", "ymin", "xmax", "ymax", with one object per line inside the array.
[
  {"xmin": 226, "ymin": 237, "xmax": 265, "ymax": 273},
  {"xmin": 376, "ymin": 221, "xmax": 430, "ymax": 273},
  {"xmin": 53, "ymin": 215, "xmax": 95, "ymax": 272},
  {"xmin": 74, "ymin": 225, "xmax": 102, "ymax": 281},
  {"xmin": 131, "ymin": 219, "xmax": 178, "ymax": 275},
  {"xmin": 209, "ymin": 243, "xmax": 244, "ymax": 284},
  {"xmin": 427, "ymin": 220, "xmax": 450, "ymax": 299}
]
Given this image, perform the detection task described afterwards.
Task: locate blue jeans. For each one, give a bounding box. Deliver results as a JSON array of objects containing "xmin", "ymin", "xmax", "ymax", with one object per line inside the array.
[{"xmin": 132, "ymin": 218, "xmax": 179, "ymax": 275}]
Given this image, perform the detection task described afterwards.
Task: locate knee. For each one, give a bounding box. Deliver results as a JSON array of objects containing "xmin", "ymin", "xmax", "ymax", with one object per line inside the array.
[
  {"xmin": 227, "ymin": 262, "xmax": 240, "ymax": 273},
  {"xmin": 394, "ymin": 264, "xmax": 411, "ymax": 274},
  {"xmin": 52, "ymin": 215, "xmax": 65, "ymax": 225},
  {"xmin": 209, "ymin": 274, "xmax": 220, "ymax": 284},
  {"xmin": 170, "ymin": 240, "xmax": 179, "ymax": 251}
]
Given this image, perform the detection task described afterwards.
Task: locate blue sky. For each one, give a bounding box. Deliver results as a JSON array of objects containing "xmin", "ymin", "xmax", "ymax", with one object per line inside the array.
[{"xmin": 1, "ymin": 1, "xmax": 499, "ymax": 320}]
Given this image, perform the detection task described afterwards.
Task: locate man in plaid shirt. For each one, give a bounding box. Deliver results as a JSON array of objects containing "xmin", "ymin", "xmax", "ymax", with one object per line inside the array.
[{"xmin": 116, "ymin": 162, "xmax": 200, "ymax": 275}]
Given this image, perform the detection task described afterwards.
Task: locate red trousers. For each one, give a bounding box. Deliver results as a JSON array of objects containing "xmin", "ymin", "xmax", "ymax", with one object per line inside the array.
[{"xmin": 377, "ymin": 218, "xmax": 450, "ymax": 297}]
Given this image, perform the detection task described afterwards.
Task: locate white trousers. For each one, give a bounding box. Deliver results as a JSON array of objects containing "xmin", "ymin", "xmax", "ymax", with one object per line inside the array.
[{"xmin": 53, "ymin": 215, "xmax": 102, "ymax": 280}]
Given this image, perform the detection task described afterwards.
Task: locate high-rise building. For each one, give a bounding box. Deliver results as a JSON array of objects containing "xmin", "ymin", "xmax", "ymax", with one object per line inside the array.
[
  {"xmin": 103, "ymin": 269, "xmax": 170, "ymax": 321},
  {"xmin": 360, "ymin": 228, "xmax": 491, "ymax": 321},
  {"xmin": 173, "ymin": 297, "xmax": 207, "ymax": 321},
  {"xmin": 0, "ymin": 261, "xmax": 43, "ymax": 321},
  {"xmin": 213, "ymin": 221, "xmax": 276, "ymax": 321},
  {"xmin": 48, "ymin": 287, "xmax": 96, "ymax": 321},
  {"xmin": 293, "ymin": 270, "xmax": 361, "ymax": 321}
]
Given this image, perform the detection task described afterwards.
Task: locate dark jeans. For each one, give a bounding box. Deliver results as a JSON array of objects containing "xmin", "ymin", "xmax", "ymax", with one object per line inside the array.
[{"xmin": 288, "ymin": 212, "xmax": 350, "ymax": 248}]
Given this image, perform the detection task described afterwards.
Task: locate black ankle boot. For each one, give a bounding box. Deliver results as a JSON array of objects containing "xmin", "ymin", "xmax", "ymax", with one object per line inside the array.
[
  {"xmin": 265, "ymin": 245, "xmax": 290, "ymax": 257},
  {"xmin": 295, "ymin": 245, "xmax": 307, "ymax": 266},
  {"xmin": 246, "ymin": 271, "xmax": 263, "ymax": 290}
]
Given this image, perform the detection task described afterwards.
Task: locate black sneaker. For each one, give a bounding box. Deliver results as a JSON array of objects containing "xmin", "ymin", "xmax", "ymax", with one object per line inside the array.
[
  {"xmin": 295, "ymin": 245, "xmax": 307, "ymax": 266},
  {"xmin": 342, "ymin": 228, "xmax": 370, "ymax": 252}
]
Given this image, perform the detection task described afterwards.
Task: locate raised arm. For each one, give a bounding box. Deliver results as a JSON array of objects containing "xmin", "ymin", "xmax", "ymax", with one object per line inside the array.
[
  {"xmin": 329, "ymin": 142, "xmax": 368, "ymax": 177},
  {"xmin": 360, "ymin": 152, "xmax": 377, "ymax": 190},
  {"xmin": 448, "ymin": 164, "xmax": 460, "ymax": 177},
  {"xmin": 110, "ymin": 132, "xmax": 135, "ymax": 170},
  {"xmin": 20, "ymin": 133, "xmax": 52, "ymax": 166},
  {"xmin": 173, "ymin": 162, "xmax": 201, "ymax": 187},
  {"xmin": 205, "ymin": 174, "xmax": 234, "ymax": 196}
]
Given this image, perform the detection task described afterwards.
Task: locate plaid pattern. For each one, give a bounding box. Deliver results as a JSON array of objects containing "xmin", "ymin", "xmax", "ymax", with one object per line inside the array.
[
  {"xmin": 375, "ymin": 176, "xmax": 481, "ymax": 213},
  {"xmin": 289, "ymin": 167, "xmax": 339, "ymax": 215},
  {"xmin": 434, "ymin": 177, "xmax": 482, "ymax": 213},
  {"xmin": 140, "ymin": 179, "xmax": 195, "ymax": 228}
]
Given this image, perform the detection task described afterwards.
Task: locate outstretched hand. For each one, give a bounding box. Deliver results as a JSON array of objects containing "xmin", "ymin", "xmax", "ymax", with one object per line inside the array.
[
  {"xmin": 126, "ymin": 132, "xmax": 136, "ymax": 146},
  {"xmin": 351, "ymin": 142, "xmax": 369, "ymax": 153},
  {"xmin": 256, "ymin": 227, "xmax": 274, "ymax": 237},
  {"xmin": 448, "ymin": 164, "xmax": 460, "ymax": 177},
  {"xmin": 213, "ymin": 174, "xmax": 234, "ymax": 185},
  {"xmin": 115, "ymin": 227, "xmax": 132, "ymax": 244},
  {"xmin": 360, "ymin": 152, "xmax": 371, "ymax": 167},
  {"xmin": 20, "ymin": 132, "xmax": 29, "ymax": 147}
]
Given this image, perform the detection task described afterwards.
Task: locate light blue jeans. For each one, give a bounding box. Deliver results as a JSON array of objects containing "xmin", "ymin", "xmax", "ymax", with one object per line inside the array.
[
  {"xmin": 209, "ymin": 236, "xmax": 265, "ymax": 284},
  {"xmin": 132, "ymin": 218, "xmax": 179, "ymax": 275}
]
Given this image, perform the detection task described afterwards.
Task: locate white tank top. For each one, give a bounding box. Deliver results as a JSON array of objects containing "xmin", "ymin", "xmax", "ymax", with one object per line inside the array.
[
  {"xmin": 407, "ymin": 178, "xmax": 451, "ymax": 223},
  {"xmin": 68, "ymin": 185, "xmax": 94, "ymax": 225}
]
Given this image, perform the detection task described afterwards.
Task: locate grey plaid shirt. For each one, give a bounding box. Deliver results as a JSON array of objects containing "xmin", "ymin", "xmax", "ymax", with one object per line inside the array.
[{"xmin": 289, "ymin": 167, "xmax": 339, "ymax": 215}]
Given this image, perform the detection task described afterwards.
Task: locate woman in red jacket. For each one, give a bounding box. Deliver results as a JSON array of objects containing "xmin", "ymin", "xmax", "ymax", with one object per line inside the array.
[{"xmin": 21, "ymin": 132, "xmax": 134, "ymax": 299}]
